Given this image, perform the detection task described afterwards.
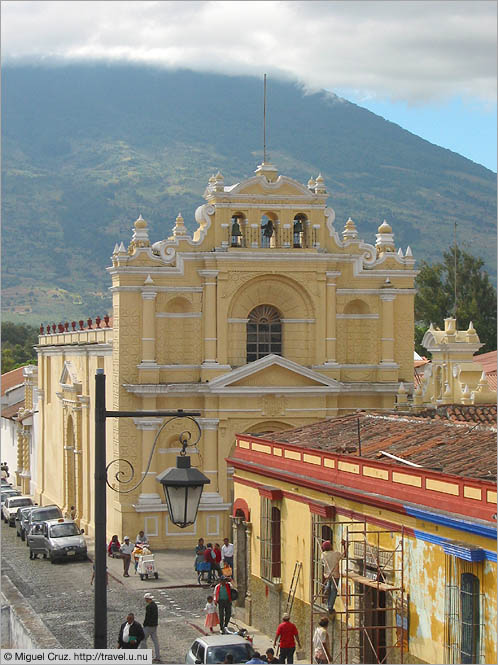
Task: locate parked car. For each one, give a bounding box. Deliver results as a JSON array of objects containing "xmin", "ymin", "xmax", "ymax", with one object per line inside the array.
[
  {"xmin": 2, "ymin": 495, "xmax": 34, "ymax": 526},
  {"xmin": 185, "ymin": 635, "xmax": 256, "ymax": 664},
  {"xmin": 16, "ymin": 505, "xmax": 39, "ymax": 540},
  {"xmin": 1, "ymin": 478, "xmax": 12, "ymax": 488},
  {"xmin": 28, "ymin": 518, "xmax": 87, "ymax": 562},
  {"xmin": 25, "ymin": 504, "xmax": 63, "ymax": 545},
  {"xmin": 1, "ymin": 488, "xmax": 21, "ymax": 507}
]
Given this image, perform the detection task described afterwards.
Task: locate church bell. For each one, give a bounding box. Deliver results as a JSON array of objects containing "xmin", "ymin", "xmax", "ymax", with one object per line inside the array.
[
  {"xmin": 293, "ymin": 219, "xmax": 303, "ymax": 233},
  {"xmin": 231, "ymin": 219, "xmax": 242, "ymax": 237}
]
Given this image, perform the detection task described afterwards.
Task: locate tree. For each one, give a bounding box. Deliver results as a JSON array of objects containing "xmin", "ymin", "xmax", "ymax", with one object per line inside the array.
[
  {"xmin": 1, "ymin": 322, "xmax": 38, "ymax": 373},
  {"xmin": 415, "ymin": 248, "xmax": 497, "ymax": 355}
]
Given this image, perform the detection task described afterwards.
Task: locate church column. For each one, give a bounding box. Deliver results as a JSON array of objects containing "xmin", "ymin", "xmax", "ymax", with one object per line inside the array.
[
  {"xmin": 200, "ymin": 419, "xmax": 219, "ymax": 494},
  {"xmin": 380, "ymin": 293, "xmax": 396, "ymax": 363},
  {"xmin": 199, "ymin": 271, "xmax": 219, "ymax": 365},
  {"xmin": 73, "ymin": 406, "xmax": 83, "ymax": 524},
  {"xmin": 136, "ymin": 407, "xmax": 163, "ymax": 507},
  {"xmin": 141, "ymin": 285, "xmax": 157, "ymax": 364},
  {"xmin": 325, "ymin": 272, "xmax": 339, "ymax": 364}
]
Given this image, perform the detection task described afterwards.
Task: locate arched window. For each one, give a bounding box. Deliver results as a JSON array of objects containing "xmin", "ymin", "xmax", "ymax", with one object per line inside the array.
[
  {"xmin": 247, "ymin": 305, "xmax": 282, "ymax": 362},
  {"xmin": 231, "ymin": 214, "xmax": 245, "ymax": 247},
  {"xmin": 460, "ymin": 573, "xmax": 480, "ymax": 664},
  {"xmin": 293, "ymin": 213, "xmax": 306, "ymax": 248}
]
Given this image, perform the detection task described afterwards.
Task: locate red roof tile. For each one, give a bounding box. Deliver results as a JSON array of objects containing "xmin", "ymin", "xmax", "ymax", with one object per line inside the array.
[
  {"xmin": 475, "ymin": 350, "xmax": 497, "ymax": 374},
  {"xmin": 1, "ymin": 367, "xmax": 25, "ymax": 397},
  {"xmin": 1, "ymin": 400, "xmax": 24, "ymax": 419},
  {"xmin": 262, "ymin": 412, "xmax": 496, "ymax": 481}
]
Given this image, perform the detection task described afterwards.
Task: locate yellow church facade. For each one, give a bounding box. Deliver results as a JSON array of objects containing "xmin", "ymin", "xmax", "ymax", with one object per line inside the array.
[{"xmin": 35, "ymin": 162, "xmax": 416, "ymax": 546}]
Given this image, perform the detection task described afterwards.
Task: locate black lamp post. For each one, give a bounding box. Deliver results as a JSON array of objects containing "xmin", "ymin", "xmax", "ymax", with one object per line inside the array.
[{"xmin": 94, "ymin": 369, "xmax": 208, "ymax": 648}]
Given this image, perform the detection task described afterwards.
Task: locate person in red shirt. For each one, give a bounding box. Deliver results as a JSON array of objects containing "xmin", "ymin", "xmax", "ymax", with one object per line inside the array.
[
  {"xmin": 212, "ymin": 543, "xmax": 223, "ymax": 580},
  {"xmin": 203, "ymin": 543, "xmax": 215, "ymax": 582},
  {"xmin": 273, "ymin": 613, "xmax": 301, "ymax": 664}
]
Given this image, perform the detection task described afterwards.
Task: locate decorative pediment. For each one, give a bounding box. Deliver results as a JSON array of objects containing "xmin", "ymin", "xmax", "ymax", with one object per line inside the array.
[
  {"xmin": 60, "ymin": 361, "xmax": 82, "ymax": 392},
  {"xmin": 209, "ymin": 354, "xmax": 340, "ymax": 391},
  {"xmin": 226, "ymin": 175, "xmax": 315, "ymax": 199}
]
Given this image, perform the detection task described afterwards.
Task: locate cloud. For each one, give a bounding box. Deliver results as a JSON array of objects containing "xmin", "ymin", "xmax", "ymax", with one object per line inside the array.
[{"xmin": 2, "ymin": 0, "xmax": 496, "ymax": 104}]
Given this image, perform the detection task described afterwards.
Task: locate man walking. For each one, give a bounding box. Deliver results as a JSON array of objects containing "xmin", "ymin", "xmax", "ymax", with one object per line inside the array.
[
  {"xmin": 141, "ymin": 592, "xmax": 161, "ymax": 663},
  {"xmin": 117, "ymin": 612, "xmax": 145, "ymax": 649},
  {"xmin": 274, "ymin": 613, "xmax": 301, "ymax": 664},
  {"xmin": 120, "ymin": 536, "xmax": 134, "ymax": 577},
  {"xmin": 214, "ymin": 576, "xmax": 234, "ymax": 634},
  {"xmin": 221, "ymin": 537, "xmax": 234, "ymax": 571}
]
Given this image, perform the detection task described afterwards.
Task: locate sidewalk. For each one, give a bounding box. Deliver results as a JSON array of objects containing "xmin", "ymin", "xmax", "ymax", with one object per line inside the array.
[{"xmin": 87, "ymin": 538, "xmax": 308, "ymax": 662}]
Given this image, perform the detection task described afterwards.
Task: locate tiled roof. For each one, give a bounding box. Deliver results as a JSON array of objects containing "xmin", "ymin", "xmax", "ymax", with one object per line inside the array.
[
  {"xmin": 262, "ymin": 412, "xmax": 496, "ymax": 481},
  {"xmin": 475, "ymin": 350, "xmax": 497, "ymax": 374},
  {"xmin": 1, "ymin": 400, "xmax": 24, "ymax": 420},
  {"xmin": 412, "ymin": 404, "xmax": 497, "ymax": 425},
  {"xmin": 1, "ymin": 367, "xmax": 25, "ymax": 396}
]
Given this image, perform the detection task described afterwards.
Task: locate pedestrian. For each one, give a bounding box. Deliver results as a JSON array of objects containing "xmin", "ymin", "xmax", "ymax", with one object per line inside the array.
[
  {"xmin": 120, "ymin": 536, "xmax": 134, "ymax": 577},
  {"xmin": 70, "ymin": 505, "xmax": 77, "ymax": 520},
  {"xmin": 204, "ymin": 594, "xmax": 220, "ymax": 633},
  {"xmin": 90, "ymin": 563, "xmax": 109, "ymax": 586},
  {"xmin": 136, "ymin": 530, "xmax": 149, "ymax": 546},
  {"xmin": 221, "ymin": 537, "xmax": 234, "ymax": 572},
  {"xmin": 274, "ymin": 613, "xmax": 301, "ymax": 664},
  {"xmin": 140, "ymin": 592, "xmax": 161, "ymax": 663},
  {"xmin": 213, "ymin": 543, "xmax": 223, "ymax": 579},
  {"xmin": 214, "ymin": 576, "xmax": 234, "ymax": 634},
  {"xmin": 321, "ymin": 539, "xmax": 345, "ymax": 615},
  {"xmin": 195, "ymin": 537, "xmax": 206, "ymax": 571},
  {"xmin": 108, "ymin": 534, "xmax": 121, "ymax": 557},
  {"xmin": 266, "ymin": 648, "xmax": 280, "ymax": 664},
  {"xmin": 313, "ymin": 617, "xmax": 332, "ymax": 664},
  {"xmin": 117, "ymin": 612, "xmax": 145, "ymax": 649},
  {"xmin": 204, "ymin": 542, "xmax": 215, "ymax": 582},
  {"xmin": 246, "ymin": 652, "xmax": 267, "ymax": 663}
]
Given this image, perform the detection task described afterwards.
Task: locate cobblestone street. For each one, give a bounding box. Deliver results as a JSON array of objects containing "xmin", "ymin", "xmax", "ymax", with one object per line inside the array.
[{"xmin": 1, "ymin": 521, "xmax": 214, "ymax": 662}]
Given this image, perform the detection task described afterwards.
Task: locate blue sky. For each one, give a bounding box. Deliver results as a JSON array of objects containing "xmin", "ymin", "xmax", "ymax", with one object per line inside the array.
[
  {"xmin": 2, "ymin": 1, "xmax": 496, "ymax": 171},
  {"xmin": 337, "ymin": 93, "xmax": 497, "ymax": 172}
]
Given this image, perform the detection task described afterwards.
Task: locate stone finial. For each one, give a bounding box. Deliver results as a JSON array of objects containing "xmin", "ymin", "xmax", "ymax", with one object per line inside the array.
[
  {"xmin": 118, "ymin": 242, "xmax": 127, "ymax": 254},
  {"xmin": 134, "ymin": 214, "xmax": 147, "ymax": 229},
  {"xmin": 113, "ymin": 243, "xmax": 120, "ymax": 254},
  {"xmin": 214, "ymin": 171, "xmax": 225, "ymax": 191},
  {"xmin": 405, "ymin": 246, "xmax": 413, "ymax": 258},
  {"xmin": 376, "ymin": 219, "xmax": 395, "ymax": 255},
  {"xmin": 308, "ymin": 176, "xmax": 316, "ymax": 190},
  {"xmin": 314, "ymin": 173, "xmax": 326, "ymax": 194},
  {"xmin": 342, "ymin": 217, "xmax": 358, "ymax": 240},
  {"xmin": 377, "ymin": 220, "xmax": 392, "ymax": 234},
  {"xmin": 209, "ymin": 174, "xmax": 216, "ymax": 184},
  {"xmin": 172, "ymin": 212, "xmax": 189, "ymax": 237},
  {"xmin": 398, "ymin": 247, "xmax": 404, "ymax": 257}
]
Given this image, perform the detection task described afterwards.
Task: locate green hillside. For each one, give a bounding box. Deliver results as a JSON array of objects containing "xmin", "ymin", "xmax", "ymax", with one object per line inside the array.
[{"xmin": 2, "ymin": 64, "xmax": 496, "ymax": 326}]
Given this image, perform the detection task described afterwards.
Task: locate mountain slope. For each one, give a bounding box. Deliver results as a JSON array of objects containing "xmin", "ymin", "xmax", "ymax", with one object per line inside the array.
[{"xmin": 2, "ymin": 64, "xmax": 496, "ymax": 325}]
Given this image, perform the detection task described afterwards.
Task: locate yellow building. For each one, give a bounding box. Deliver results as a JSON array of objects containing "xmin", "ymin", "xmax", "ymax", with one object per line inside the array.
[
  {"xmin": 229, "ymin": 413, "xmax": 497, "ymax": 664},
  {"xmin": 35, "ymin": 161, "xmax": 417, "ymax": 546}
]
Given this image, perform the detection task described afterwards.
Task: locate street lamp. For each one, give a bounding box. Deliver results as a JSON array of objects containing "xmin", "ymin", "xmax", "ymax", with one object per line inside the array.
[
  {"xmin": 157, "ymin": 445, "xmax": 210, "ymax": 528},
  {"xmin": 94, "ymin": 369, "xmax": 209, "ymax": 648}
]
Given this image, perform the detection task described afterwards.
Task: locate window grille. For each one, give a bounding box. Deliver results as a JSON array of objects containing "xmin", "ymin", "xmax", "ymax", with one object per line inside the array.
[
  {"xmin": 444, "ymin": 556, "xmax": 485, "ymax": 664},
  {"xmin": 260, "ymin": 497, "xmax": 281, "ymax": 582},
  {"xmin": 247, "ymin": 305, "xmax": 282, "ymax": 363}
]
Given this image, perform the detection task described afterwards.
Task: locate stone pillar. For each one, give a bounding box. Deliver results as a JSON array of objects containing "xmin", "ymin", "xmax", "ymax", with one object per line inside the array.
[
  {"xmin": 199, "ymin": 271, "xmax": 218, "ymax": 365},
  {"xmin": 16, "ymin": 427, "xmax": 24, "ymax": 486},
  {"xmin": 201, "ymin": 420, "xmax": 219, "ymax": 493},
  {"xmin": 380, "ymin": 293, "xmax": 396, "ymax": 363},
  {"xmin": 73, "ymin": 407, "xmax": 83, "ymax": 524},
  {"xmin": 141, "ymin": 287, "xmax": 157, "ymax": 364},
  {"xmin": 135, "ymin": 412, "xmax": 163, "ymax": 507},
  {"xmin": 325, "ymin": 272, "xmax": 339, "ymax": 364}
]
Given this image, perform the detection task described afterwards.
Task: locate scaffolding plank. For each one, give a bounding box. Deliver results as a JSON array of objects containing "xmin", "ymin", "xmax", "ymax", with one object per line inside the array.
[{"xmin": 345, "ymin": 571, "xmax": 399, "ymax": 591}]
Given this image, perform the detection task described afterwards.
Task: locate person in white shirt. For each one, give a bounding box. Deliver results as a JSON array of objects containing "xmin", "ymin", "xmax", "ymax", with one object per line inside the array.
[
  {"xmin": 120, "ymin": 536, "xmax": 134, "ymax": 577},
  {"xmin": 221, "ymin": 537, "xmax": 234, "ymax": 571},
  {"xmin": 321, "ymin": 540, "xmax": 345, "ymax": 614}
]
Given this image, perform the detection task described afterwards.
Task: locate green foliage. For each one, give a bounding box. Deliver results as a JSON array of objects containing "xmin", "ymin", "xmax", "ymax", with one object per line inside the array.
[
  {"xmin": 415, "ymin": 248, "xmax": 497, "ymax": 353},
  {"xmin": 1, "ymin": 322, "xmax": 38, "ymax": 373}
]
